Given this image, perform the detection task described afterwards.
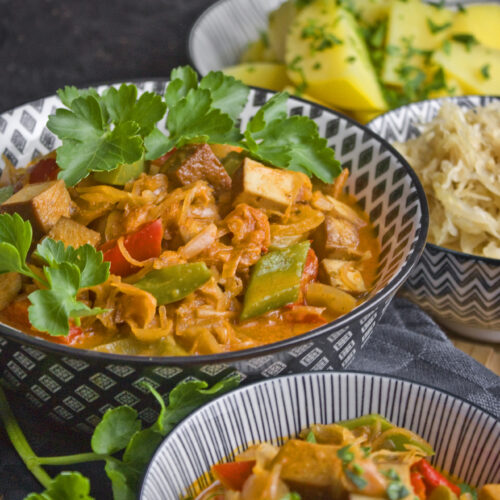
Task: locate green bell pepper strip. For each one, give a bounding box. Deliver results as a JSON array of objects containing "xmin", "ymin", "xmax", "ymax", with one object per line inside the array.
[
  {"xmin": 134, "ymin": 262, "xmax": 211, "ymax": 305},
  {"xmin": 337, "ymin": 414, "xmax": 394, "ymax": 432},
  {"xmin": 240, "ymin": 241, "xmax": 310, "ymax": 321},
  {"xmin": 372, "ymin": 428, "xmax": 435, "ymax": 456}
]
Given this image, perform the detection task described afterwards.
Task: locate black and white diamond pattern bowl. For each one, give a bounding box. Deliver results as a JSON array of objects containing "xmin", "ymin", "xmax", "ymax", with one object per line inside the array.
[
  {"xmin": 0, "ymin": 81, "xmax": 427, "ymax": 432},
  {"xmin": 140, "ymin": 371, "xmax": 500, "ymax": 499},
  {"xmin": 368, "ymin": 95, "xmax": 500, "ymax": 343}
]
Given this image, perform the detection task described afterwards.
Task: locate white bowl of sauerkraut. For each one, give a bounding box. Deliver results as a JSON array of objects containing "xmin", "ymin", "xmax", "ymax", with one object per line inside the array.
[{"xmin": 368, "ymin": 95, "xmax": 500, "ymax": 342}]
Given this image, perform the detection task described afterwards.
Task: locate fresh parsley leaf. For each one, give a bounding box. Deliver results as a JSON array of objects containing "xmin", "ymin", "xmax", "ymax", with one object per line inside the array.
[
  {"xmin": 164, "ymin": 65, "xmax": 199, "ymax": 108},
  {"xmin": 57, "ymin": 86, "xmax": 100, "ymax": 109},
  {"xmin": 427, "ymin": 18, "xmax": 452, "ymax": 34},
  {"xmin": 305, "ymin": 431, "xmax": 317, "ymax": 443},
  {"xmin": 36, "ymin": 240, "xmax": 110, "ymax": 288},
  {"xmin": 102, "ymin": 84, "xmax": 166, "ymax": 136},
  {"xmin": 0, "ymin": 185, "xmax": 13, "ymax": 204},
  {"xmin": 481, "ymin": 64, "xmax": 491, "ymax": 79},
  {"xmin": 48, "ymin": 85, "xmax": 165, "ymax": 186},
  {"xmin": 24, "ymin": 471, "xmax": 93, "ymax": 500},
  {"xmin": 91, "ymin": 406, "xmax": 142, "ymax": 455},
  {"xmin": 459, "ymin": 483, "xmax": 477, "ymax": 500},
  {"xmin": 151, "ymin": 375, "xmax": 240, "ymax": 436},
  {"xmin": 199, "ymin": 71, "xmax": 250, "ymax": 121},
  {"xmin": 452, "ymin": 33, "xmax": 479, "ymax": 51}
]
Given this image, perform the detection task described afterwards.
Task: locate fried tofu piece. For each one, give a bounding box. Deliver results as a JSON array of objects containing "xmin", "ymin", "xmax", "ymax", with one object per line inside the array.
[
  {"xmin": 321, "ymin": 258, "xmax": 367, "ymax": 294},
  {"xmin": 47, "ymin": 217, "xmax": 101, "ymax": 248},
  {"xmin": 314, "ymin": 215, "xmax": 360, "ymax": 259},
  {"xmin": 272, "ymin": 440, "xmax": 347, "ymax": 500},
  {"xmin": 479, "ymin": 484, "xmax": 500, "ymax": 500},
  {"xmin": 0, "ymin": 272, "xmax": 22, "ymax": 311},
  {"xmin": 0, "ymin": 180, "xmax": 71, "ymax": 238},
  {"xmin": 162, "ymin": 144, "xmax": 231, "ymax": 192},
  {"xmin": 233, "ymin": 158, "xmax": 312, "ymax": 211}
]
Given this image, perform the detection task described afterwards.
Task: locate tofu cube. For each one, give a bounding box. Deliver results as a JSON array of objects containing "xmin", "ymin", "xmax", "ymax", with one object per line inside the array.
[
  {"xmin": 162, "ymin": 143, "xmax": 231, "ymax": 192},
  {"xmin": 272, "ymin": 440, "xmax": 347, "ymax": 499},
  {"xmin": 0, "ymin": 272, "xmax": 22, "ymax": 311},
  {"xmin": 1, "ymin": 180, "xmax": 71, "ymax": 238},
  {"xmin": 314, "ymin": 215, "xmax": 359, "ymax": 258},
  {"xmin": 233, "ymin": 158, "xmax": 312, "ymax": 211},
  {"xmin": 47, "ymin": 217, "xmax": 101, "ymax": 248},
  {"xmin": 321, "ymin": 258, "xmax": 367, "ymax": 294}
]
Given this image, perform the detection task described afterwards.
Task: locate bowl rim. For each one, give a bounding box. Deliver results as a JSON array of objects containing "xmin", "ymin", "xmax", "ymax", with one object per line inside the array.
[
  {"xmin": 0, "ymin": 80, "xmax": 429, "ymax": 366},
  {"xmin": 367, "ymin": 93, "xmax": 500, "ymax": 266},
  {"xmin": 139, "ymin": 369, "xmax": 499, "ymax": 498}
]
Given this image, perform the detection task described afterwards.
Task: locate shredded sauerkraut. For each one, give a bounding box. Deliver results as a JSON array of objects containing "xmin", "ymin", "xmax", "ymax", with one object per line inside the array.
[{"xmin": 395, "ymin": 102, "xmax": 500, "ymax": 258}]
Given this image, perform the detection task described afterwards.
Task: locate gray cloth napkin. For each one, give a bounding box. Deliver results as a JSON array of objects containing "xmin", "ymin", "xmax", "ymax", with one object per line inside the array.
[
  {"xmin": 352, "ymin": 297, "xmax": 500, "ymax": 419},
  {"xmin": 1, "ymin": 298, "xmax": 498, "ymax": 499}
]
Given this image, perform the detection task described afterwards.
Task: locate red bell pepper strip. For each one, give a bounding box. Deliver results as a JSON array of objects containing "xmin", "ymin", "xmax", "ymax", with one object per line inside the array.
[
  {"xmin": 211, "ymin": 460, "xmax": 256, "ymax": 491},
  {"xmin": 411, "ymin": 471, "xmax": 427, "ymax": 500},
  {"xmin": 29, "ymin": 158, "xmax": 60, "ymax": 183},
  {"xmin": 100, "ymin": 219, "xmax": 163, "ymax": 277},
  {"xmin": 413, "ymin": 459, "xmax": 461, "ymax": 497}
]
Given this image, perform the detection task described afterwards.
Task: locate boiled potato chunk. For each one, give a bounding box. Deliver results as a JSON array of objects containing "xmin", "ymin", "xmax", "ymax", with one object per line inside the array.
[
  {"xmin": 223, "ymin": 62, "xmax": 291, "ymax": 91},
  {"xmin": 240, "ymin": 38, "xmax": 277, "ymax": 63},
  {"xmin": 383, "ymin": 0, "xmax": 454, "ymax": 86},
  {"xmin": 285, "ymin": 1, "xmax": 387, "ymax": 111},
  {"xmin": 282, "ymin": 85, "xmax": 334, "ymax": 109},
  {"xmin": 451, "ymin": 5, "xmax": 500, "ymax": 50},
  {"xmin": 433, "ymin": 42, "xmax": 500, "ymax": 95},
  {"xmin": 268, "ymin": 0, "xmax": 297, "ymax": 62},
  {"xmin": 353, "ymin": 0, "xmax": 394, "ymax": 25}
]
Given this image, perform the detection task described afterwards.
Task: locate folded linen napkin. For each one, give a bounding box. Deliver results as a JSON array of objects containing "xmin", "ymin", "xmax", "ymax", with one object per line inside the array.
[{"xmin": 1, "ymin": 297, "xmax": 498, "ymax": 499}]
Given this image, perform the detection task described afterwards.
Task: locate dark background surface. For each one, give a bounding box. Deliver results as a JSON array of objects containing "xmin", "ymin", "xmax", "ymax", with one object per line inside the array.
[{"xmin": 0, "ymin": 1, "xmax": 212, "ymax": 498}]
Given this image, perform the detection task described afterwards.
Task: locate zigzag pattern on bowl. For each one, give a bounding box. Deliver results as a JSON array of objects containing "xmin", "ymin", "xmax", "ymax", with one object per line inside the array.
[
  {"xmin": 405, "ymin": 246, "xmax": 500, "ymax": 328},
  {"xmin": 141, "ymin": 372, "xmax": 500, "ymax": 499},
  {"xmin": 0, "ymin": 83, "xmax": 426, "ymax": 431}
]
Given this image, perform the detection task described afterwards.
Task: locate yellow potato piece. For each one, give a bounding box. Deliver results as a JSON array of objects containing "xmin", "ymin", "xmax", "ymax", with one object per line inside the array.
[
  {"xmin": 268, "ymin": 1, "xmax": 297, "ymax": 62},
  {"xmin": 282, "ymin": 85, "xmax": 335, "ymax": 109},
  {"xmin": 285, "ymin": 1, "xmax": 387, "ymax": 111},
  {"xmin": 223, "ymin": 62, "xmax": 291, "ymax": 91},
  {"xmin": 240, "ymin": 38, "xmax": 277, "ymax": 64},
  {"xmin": 349, "ymin": 109, "xmax": 383, "ymax": 125},
  {"xmin": 451, "ymin": 5, "xmax": 500, "ymax": 50},
  {"xmin": 433, "ymin": 41, "xmax": 500, "ymax": 95},
  {"xmin": 383, "ymin": 0, "xmax": 455, "ymax": 86},
  {"xmin": 353, "ymin": 0, "xmax": 394, "ymax": 25}
]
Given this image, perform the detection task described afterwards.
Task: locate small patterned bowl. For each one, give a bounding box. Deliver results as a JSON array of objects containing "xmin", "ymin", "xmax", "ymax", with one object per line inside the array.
[
  {"xmin": 368, "ymin": 95, "xmax": 500, "ymax": 343},
  {"xmin": 0, "ymin": 81, "xmax": 427, "ymax": 432},
  {"xmin": 140, "ymin": 371, "xmax": 500, "ymax": 499}
]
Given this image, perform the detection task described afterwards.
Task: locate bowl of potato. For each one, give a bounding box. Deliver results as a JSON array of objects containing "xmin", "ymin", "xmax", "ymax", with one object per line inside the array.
[{"xmin": 189, "ymin": 0, "xmax": 500, "ymax": 123}]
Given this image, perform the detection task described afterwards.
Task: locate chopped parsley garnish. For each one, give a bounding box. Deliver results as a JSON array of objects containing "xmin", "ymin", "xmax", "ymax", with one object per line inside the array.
[
  {"xmin": 387, "ymin": 481, "xmax": 411, "ymax": 500},
  {"xmin": 345, "ymin": 467, "xmax": 368, "ymax": 490},
  {"xmin": 313, "ymin": 61, "xmax": 322, "ymax": 70},
  {"xmin": 442, "ymin": 39, "xmax": 452, "ymax": 55},
  {"xmin": 346, "ymin": 56, "xmax": 356, "ymax": 64},
  {"xmin": 259, "ymin": 30, "xmax": 270, "ymax": 48},
  {"xmin": 452, "ymin": 33, "xmax": 479, "ymax": 51},
  {"xmin": 382, "ymin": 468, "xmax": 400, "ymax": 481},
  {"xmin": 306, "ymin": 431, "xmax": 317, "ymax": 443},
  {"xmin": 481, "ymin": 64, "xmax": 491, "ymax": 79},
  {"xmin": 337, "ymin": 444, "xmax": 354, "ymax": 464},
  {"xmin": 287, "ymin": 55, "xmax": 309, "ymax": 96},
  {"xmin": 361, "ymin": 445, "xmax": 371, "ymax": 457},
  {"xmin": 426, "ymin": 18, "xmax": 452, "ymax": 34},
  {"xmin": 301, "ymin": 19, "xmax": 343, "ymax": 52},
  {"xmin": 280, "ymin": 493, "xmax": 302, "ymax": 500},
  {"xmin": 0, "ymin": 186, "xmax": 14, "ymax": 204}
]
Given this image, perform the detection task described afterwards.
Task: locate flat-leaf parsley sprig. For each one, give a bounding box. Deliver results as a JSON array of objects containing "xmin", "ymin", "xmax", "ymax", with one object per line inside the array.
[
  {"xmin": 47, "ymin": 65, "xmax": 342, "ymax": 186},
  {"xmin": 0, "ymin": 375, "xmax": 240, "ymax": 499},
  {"xmin": 0, "ymin": 213, "xmax": 110, "ymax": 336}
]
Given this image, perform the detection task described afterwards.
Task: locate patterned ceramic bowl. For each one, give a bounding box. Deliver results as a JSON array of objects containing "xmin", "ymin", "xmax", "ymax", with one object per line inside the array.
[
  {"xmin": 368, "ymin": 95, "xmax": 500, "ymax": 343},
  {"xmin": 140, "ymin": 371, "xmax": 500, "ymax": 499},
  {"xmin": 0, "ymin": 81, "xmax": 427, "ymax": 432}
]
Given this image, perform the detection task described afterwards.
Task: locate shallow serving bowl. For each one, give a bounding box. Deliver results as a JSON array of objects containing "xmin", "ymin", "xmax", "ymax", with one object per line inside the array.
[
  {"xmin": 141, "ymin": 371, "xmax": 500, "ymax": 499},
  {"xmin": 368, "ymin": 95, "xmax": 500, "ymax": 343},
  {"xmin": 0, "ymin": 81, "xmax": 427, "ymax": 432}
]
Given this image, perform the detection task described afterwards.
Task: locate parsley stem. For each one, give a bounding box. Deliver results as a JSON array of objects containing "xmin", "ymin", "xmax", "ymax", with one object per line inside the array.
[
  {"xmin": 0, "ymin": 385, "xmax": 52, "ymax": 488},
  {"xmin": 36, "ymin": 452, "xmax": 109, "ymax": 466}
]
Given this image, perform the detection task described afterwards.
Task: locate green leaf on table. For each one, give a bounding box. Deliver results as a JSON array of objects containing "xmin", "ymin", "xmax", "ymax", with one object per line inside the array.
[
  {"xmin": 91, "ymin": 406, "xmax": 141, "ymax": 455},
  {"xmin": 152, "ymin": 374, "xmax": 240, "ymax": 436},
  {"xmin": 104, "ymin": 460, "xmax": 137, "ymax": 500},
  {"xmin": 122, "ymin": 427, "xmax": 163, "ymax": 469},
  {"xmin": 24, "ymin": 471, "xmax": 93, "ymax": 500}
]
